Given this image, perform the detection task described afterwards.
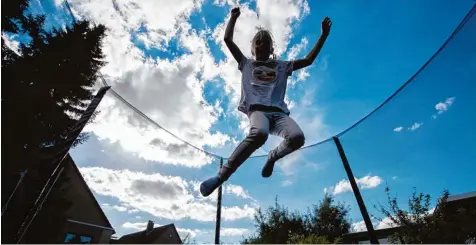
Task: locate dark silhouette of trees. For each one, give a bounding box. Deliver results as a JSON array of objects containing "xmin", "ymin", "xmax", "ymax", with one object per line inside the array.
[
  {"xmin": 375, "ymin": 186, "xmax": 476, "ymax": 244},
  {"xmin": 1, "ymin": 0, "xmax": 30, "ymax": 33},
  {"xmin": 2, "ymin": 1, "xmax": 107, "ymax": 243},
  {"xmin": 241, "ymin": 194, "xmax": 351, "ymax": 244}
]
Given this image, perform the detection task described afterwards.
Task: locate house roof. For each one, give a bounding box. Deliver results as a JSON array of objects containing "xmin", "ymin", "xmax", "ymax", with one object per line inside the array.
[
  {"xmin": 343, "ymin": 190, "xmax": 476, "ymax": 243},
  {"xmin": 64, "ymin": 153, "xmax": 115, "ymax": 234},
  {"xmin": 117, "ymin": 223, "xmax": 182, "ymax": 244},
  {"xmin": 342, "ymin": 227, "xmax": 400, "ymax": 242},
  {"xmin": 447, "ymin": 191, "xmax": 476, "ymax": 202}
]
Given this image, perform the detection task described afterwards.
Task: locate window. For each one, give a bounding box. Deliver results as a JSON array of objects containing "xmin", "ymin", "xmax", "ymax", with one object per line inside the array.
[{"xmin": 63, "ymin": 233, "xmax": 92, "ymax": 244}]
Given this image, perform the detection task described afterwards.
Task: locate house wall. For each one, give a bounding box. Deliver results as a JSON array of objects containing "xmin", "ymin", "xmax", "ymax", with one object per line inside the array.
[
  {"xmin": 98, "ymin": 228, "xmax": 115, "ymax": 243},
  {"xmin": 356, "ymin": 238, "xmax": 390, "ymax": 244},
  {"xmin": 52, "ymin": 158, "xmax": 115, "ymax": 243},
  {"xmin": 56, "ymin": 220, "xmax": 113, "ymax": 243},
  {"xmin": 154, "ymin": 226, "xmax": 183, "ymax": 244},
  {"xmin": 61, "ymin": 159, "xmax": 111, "ymax": 227}
]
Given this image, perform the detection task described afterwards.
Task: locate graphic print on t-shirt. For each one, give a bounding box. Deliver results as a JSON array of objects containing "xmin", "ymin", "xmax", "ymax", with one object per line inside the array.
[{"xmin": 252, "ymin": 60, "xmax": 278, "ymax": 82}]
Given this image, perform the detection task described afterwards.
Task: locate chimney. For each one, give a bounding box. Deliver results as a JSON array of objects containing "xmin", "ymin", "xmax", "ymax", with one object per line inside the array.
[{"xmin": 146, "ymin": 220, "xmax": 154, "ymax": 234}]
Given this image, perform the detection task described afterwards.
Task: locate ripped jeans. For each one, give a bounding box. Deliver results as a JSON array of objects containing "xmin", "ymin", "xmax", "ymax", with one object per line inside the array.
[{"xmin": 219, "ymin": 109, "xmax": 305, "ymax": 180}]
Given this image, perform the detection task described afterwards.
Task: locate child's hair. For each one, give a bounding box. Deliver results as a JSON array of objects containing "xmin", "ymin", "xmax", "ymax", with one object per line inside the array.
[{"xmin": 252, "ymin": 26, "xmax": 276, "ymax": 60}]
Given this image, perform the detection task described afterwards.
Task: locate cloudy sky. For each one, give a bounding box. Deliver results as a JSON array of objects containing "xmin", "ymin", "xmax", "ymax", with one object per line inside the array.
[{"xmin": 5, "ymin": 0, "xmax": 476, "ymax": 243}]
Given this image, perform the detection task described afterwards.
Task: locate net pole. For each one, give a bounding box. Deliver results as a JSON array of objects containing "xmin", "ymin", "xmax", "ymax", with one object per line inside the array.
[
  {"xmin": 214, "ymin": 158, "xmax": 223, "ymax": 244},
  {"xmin": 333, "ymin": 136, "xmax": 379, "ymax": 244}
]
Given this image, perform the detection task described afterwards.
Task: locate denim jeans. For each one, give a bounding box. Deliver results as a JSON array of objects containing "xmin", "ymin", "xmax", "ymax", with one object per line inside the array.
[{"xmin": 219, "ymin": 110, "xmax": 305, "ymax": 180}]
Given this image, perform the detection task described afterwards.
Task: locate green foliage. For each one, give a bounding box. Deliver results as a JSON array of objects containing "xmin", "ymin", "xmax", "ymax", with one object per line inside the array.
[
  {"xmin": 307, "ymin": 193, "xmax": 351, "ymax": 241},
  {"xmin": 1, "ymin": 0, "xmax": 30, "ymax": 33},
  {"xmin": 2, "ymin": 2, "xmax": 107, "ymax": 243},
  {"xmin": 241, "ymin": 195, "xmax": 350, "ymax": 244},
  {"xmin": 376, "ymin": 186, "xmax": 476, "ymax": 244},
  {"xmin": 3, "ymin": 7, "xmax": 106, "ymax": 165},
  {"xmin": 287, "ymin": 233, "xmax": 342, "ymax": 244}
]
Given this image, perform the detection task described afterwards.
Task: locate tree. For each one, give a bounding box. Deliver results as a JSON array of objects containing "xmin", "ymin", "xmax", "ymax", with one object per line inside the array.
[
  {"xmin": 3, "ymin": 16, "xmax": 106, "ymax": 158},
  {"xmin": 241, "ymin": 195, "xmax": 351, "ymax": 244},
  {"xmin": 182, "ymin": 233, "xmax": 197, "ymax": 245},
  {"xmin": 306, "ymin": 193, "xmax": 351, "ymax": 242},
  {"xmin": 2, "ymin": 10, "xmax": 106, "ymax": 178},
  {"xmin": 1, "ymin": 0, "xmax": 30, "ymax": 33},
  {"xmin": 2, "ymin": 3, "xmax": 107, "ymax": 243},
  {"xmin": 375, "ymin": 186, "xmax": 476, "ymax": 244},
  {"xmin": 242, "ymin": 197, "xmax": 310, "ymax": 244},
  {"xmin": 287, "ymin": 233, "xmax": 342, "ymax": 244}
]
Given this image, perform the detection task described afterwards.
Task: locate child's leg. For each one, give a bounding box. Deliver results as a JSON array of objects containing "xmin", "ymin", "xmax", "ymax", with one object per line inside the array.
[
  {"xmin": 261, "ymin": 112, "xmax": 305, "ymax": 177},
  {"xmin": 200, "ymin": 111, "xmax": 270, "ymax": 197}
]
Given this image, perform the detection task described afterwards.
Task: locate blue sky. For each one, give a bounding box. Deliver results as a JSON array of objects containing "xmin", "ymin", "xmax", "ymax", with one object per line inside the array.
[{"xmin": 4, "ymin": 0, "xmax": 476, "ymax": 243}]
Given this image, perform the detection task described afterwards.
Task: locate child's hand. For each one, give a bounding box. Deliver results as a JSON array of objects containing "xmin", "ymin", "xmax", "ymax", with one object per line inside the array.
[
  {"xmin": 321, "ymin": 17, "xmax": 332, "ymax": 36},
  {"xmin": 231, "ymin": 7, "xmax": 241, "ymax": 19}
]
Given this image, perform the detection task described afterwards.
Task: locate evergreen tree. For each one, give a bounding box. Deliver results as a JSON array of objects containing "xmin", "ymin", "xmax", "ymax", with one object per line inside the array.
[
  {"xmin": 2, "ymin": 3, "xmax": 106, "ymax": 243},
  {"xmin": 2, "ymin": 13, "xmax": 106, "ymax": 174},
  {"xmin": 1, "ymin": 0, "xmax": 30, "ymax": 33}
]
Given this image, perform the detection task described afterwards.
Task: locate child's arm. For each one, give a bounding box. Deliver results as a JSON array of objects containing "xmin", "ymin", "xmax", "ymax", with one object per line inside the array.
[
  {"xmin": 292, "ymin": 17, "xmax": 332, "ymax": 71},
  {"xmin": 224, "ymin": 7, "xmax": 245, "ymax": 64}
]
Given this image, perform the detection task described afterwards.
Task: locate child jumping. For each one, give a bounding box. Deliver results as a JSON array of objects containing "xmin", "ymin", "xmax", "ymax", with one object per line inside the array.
[{"xmin": 200, "ymin": 7, "xmax": 332, "ymax": 197}]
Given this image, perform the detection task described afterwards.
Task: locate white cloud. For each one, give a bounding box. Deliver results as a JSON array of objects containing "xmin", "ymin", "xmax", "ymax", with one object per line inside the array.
[
  {"xmin": 79, "ymin": 167, "xmax": 256, "ymax": 222},
  {"xmin": 63, "ymin": 0, "xmax": 230, "ymax": 168},
  {"xmin": 287, "ymin": 37, "xmax": 308, "ymax": 60},
  {"xmin": 375, "ymin": 216, "xmax": 398, "ymax": 229},
  {"xmin": 408, "ymin": 122, "xmax": 423, "ymax": 131},
  {"xmin": 351, "ymin": 217, "xmax": 396, "ymax": 232},
  {"xmin": 281, "ymin": 180, "xmax": 293, "ymax": 187},
  {"xmin": 358, "ymin": 175, "xmax": 383, "ymax": 189},
  {"xmin": 221, "ymin": 228, "xmax": 250, "ymax": 237},
  {"xmin": 122, "ymin": 221, "xmax": 206, "ymax": 239},
  {"xmin": 296, "ymin": 69, "xmax": 310, "ymax": 82},
  {"xmin": 326, "ymin": 174, "xmax": 382, "ymax": 195},
  {"xmin": 351, "ymin": 220, "xmax": 368, "ymax": 232},
  {"xmin": 432, "ymin": 97, "xmax": 455, "ymax": 119},
  {"xmin": 392, "ymin": 176, "xmax": 398, "ymax": 180},
  {"xmin": 102, "ymin": 204, "xmax": 128, "ymax": 212},
  {"xmin": 1, "ymin": 32, "xmax": 21, "ymax": 56},
  {"xmin": 331, "ymin": 180, "xmax": 352, "ymax": 195},
  {"xmin": 177, "ymin": 228, "xmax": 206, "ymax": 239},
  {"xmin": 224, "ymin": 184, "xmax": 253, "ymax": 200},
  {"xmin": 213, "ymin": 0, "xmax": 240, "ymax": 7},
  {"xmin": 62, "ymin": 0, "xmax": 317, "ymax": 169},
  {"xmin": 122, "ymin": 221, "xmax": 157, "ymax": 231},
  {"xmin": 393, "ymin": 126, "xmax": 403, "ymax": 132},
  {"xmin": 121, "ymin": 221, "xmax": 247, "ymax": 239}
]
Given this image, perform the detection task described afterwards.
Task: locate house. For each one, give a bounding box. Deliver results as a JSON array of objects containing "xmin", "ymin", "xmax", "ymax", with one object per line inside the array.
[
  {"xmin": 342, "ymin": 190, "xmax": 476, "ymax": 244},
  {"xmin": 57, "ymin": 154, "xmax": 116, "ymax": 243},
  {"xmin": 112, "ymin": 220, "xmax": 183, "ymax": 244},
  {"xmin": 342, "ymin": 227, "xmax": 399, "ymax": 244}
]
